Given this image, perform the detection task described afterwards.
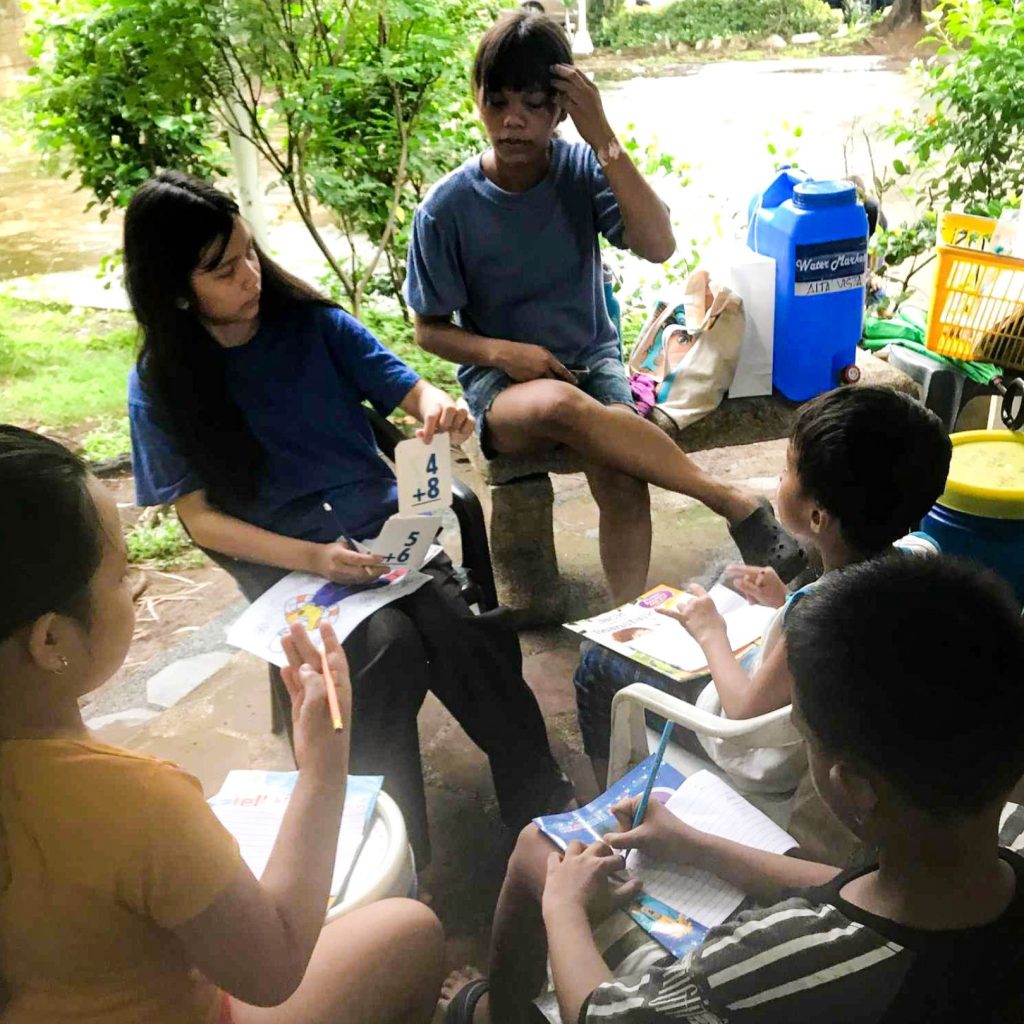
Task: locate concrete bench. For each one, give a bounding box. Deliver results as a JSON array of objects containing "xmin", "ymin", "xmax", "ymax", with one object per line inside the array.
[{"xmin": 464, "ymin": 349, "xmax": 918, "ymax": 621}]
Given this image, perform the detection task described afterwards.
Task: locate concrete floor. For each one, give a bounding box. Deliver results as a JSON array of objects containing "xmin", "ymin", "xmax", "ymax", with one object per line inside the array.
[{"xmin": 88, "ymin": 437, "xmax": 792, "ymax": 978}]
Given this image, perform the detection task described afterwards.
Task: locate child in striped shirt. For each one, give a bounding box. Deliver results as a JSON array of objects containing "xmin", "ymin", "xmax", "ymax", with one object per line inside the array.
[{"xmin": 442, "ymin": 556, "xmax": 1024, "ymax": 1024}]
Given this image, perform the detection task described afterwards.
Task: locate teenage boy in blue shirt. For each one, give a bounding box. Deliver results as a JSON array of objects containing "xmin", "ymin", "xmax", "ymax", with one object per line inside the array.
[{"xmin": 405, "ymin": 11, "xmax": 803, "ymax": 603}]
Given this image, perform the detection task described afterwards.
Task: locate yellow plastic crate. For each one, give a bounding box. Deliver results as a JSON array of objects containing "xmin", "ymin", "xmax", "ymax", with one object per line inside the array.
[{"xmin": 926, "ymin": 211, "xmax": 1024, "ymax": 370}]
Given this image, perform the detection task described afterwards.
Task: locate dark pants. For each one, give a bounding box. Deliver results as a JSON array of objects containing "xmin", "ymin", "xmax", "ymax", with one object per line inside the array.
[{"xmin": 221, "ymin": 553, "xmax": 570, "ymax": 866}]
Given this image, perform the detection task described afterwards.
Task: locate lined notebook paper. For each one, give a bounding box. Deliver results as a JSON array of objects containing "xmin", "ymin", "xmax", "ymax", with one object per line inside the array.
[{"xmin": 626, "ymin": 770, "xmax": 797, "ymax": 928}]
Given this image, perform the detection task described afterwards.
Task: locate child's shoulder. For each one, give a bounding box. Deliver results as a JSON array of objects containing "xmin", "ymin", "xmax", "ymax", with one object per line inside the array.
[{"xmin": 2, "ymin": 738, "xmax": 203, "ymax": 823}]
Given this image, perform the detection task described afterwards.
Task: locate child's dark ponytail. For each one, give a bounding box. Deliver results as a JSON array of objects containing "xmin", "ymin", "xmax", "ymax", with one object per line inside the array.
[{"xmin": 0, "ymin": 426, "xmax": 102, "ymax": 641}]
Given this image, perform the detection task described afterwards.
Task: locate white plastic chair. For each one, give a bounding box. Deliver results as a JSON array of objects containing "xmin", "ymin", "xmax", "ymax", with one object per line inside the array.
[
  {"xmin": 609, "ymin": 683, "xmax": 798, "ymax": 829},
  {"xmin": 325, "ymin": 792, "xmax": 416, "ymax": 921}
]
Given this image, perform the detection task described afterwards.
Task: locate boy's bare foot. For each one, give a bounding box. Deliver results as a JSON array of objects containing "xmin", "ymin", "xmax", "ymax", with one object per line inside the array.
[{"xmin": 439, "ymin": 966, "xmax": 490, "ymax": 1024}]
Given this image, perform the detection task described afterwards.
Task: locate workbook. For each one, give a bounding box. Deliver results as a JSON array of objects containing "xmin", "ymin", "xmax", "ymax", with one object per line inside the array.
[
  {"xmin": 208, "ymin": 770, "xmax": 383, "ymax": 906},
  {"xmin": 565, "ymin": 582, "xmax": 774, "ymax": 683},
  {"xmin": 537, "ymin": 765, "xmax": 796, "ymax": 958}
]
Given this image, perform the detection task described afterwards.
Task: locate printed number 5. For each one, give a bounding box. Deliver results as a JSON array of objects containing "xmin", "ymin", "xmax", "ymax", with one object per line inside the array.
[{"xmin": 396, "ymin": 530, "xmax": 420, "ymax": 564}]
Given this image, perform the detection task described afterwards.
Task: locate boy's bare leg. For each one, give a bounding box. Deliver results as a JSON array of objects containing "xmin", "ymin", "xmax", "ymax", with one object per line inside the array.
[
  {"xmin": 440, "ymin": 825, "xmax": 554, "ymax": 1024},
  {"xmin": 584, "ymin": 460, "xmax": 651, "ymax": 603},
  {"xmin": 486, "ymin": 382, "xmax": 758, "ymax": 523}
]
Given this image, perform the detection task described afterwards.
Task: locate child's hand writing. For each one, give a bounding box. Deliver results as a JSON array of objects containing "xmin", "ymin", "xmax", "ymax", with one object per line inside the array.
[
  {"xmin": 549, "ymin": 64, "xmax": 614, "ymax": 152},
  {"xmin": 542, "ymin": 840, "xmax": 640, "ymax": 920},
  {"xmin": 312, "ymin": 542, "xmax": 388, "ymax": 585},
  {"xmin": 280, "ymin": 622, "xmax": 351, "ymax": 783},
  {"xmin": 656, "ymin": 584, "xmax": 727, "ymax": 646},
  {"xmin": 604, "ymin": 796, "xmax": 703, "ymax": 864},
  {"xmin": 725, "ymin": 564, "xmax": 787, "ymax": 609}
]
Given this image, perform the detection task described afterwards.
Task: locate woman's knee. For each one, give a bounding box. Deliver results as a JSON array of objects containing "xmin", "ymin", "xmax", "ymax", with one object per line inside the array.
[{"xmin": 349, "ymin": 607, "xmax": 423, "ymax": 666}]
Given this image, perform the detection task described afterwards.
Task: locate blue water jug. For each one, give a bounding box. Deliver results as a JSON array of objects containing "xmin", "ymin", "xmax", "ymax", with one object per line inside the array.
[{"xmin": 748, "ymin": 169, "xmax": 868, "ymax": 402}]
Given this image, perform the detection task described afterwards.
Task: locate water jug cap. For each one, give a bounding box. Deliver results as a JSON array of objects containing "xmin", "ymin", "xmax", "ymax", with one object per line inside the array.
[{"xmin": 793, "ymin": 180, "xmax": 857, "ymax": 210}]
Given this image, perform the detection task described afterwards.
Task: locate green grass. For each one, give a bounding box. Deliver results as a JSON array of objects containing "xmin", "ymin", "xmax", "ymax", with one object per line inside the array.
[
  {"xmin": 0, "ymin": 297, "xmax": 136, "ymax": 428},
  {"xmin": 80, "ymin": 415, "xmax": 132, "ymax": 460},
  {"xmin": 126, "ymin": 511, "xmax": 204, "ymax": 569}
]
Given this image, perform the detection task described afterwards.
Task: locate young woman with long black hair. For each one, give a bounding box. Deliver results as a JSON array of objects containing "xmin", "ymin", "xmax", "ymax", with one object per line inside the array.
[{"xmin": 124, "ymin": 172, "xmax": 572, "ymax": 865}]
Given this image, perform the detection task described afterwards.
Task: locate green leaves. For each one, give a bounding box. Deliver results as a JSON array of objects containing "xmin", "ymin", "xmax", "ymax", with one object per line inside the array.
[
  {"xmin": 596, "ymin": 0, "xmax": 835, "ymax": 49},
  {"xmin": 886, "ymin": 0, "xmax": 1024, "ymax": 217}
]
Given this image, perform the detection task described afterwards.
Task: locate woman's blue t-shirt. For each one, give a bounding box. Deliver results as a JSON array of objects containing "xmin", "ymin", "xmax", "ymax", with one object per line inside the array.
[{"xmin": 128, "ymin": 303, "xmax": 419, "ymax": 543}]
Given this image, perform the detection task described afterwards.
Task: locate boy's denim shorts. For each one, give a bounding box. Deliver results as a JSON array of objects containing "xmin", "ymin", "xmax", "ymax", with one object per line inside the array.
[{"xmin": 461, "ymin": 355, "xmax": 635, "ymax": 459}]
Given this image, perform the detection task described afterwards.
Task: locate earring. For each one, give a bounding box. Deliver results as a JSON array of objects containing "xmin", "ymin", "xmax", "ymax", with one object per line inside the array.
[
  {"xmin": 56, "ymin": 656, "xmax": 69, "ymax": 673},
  {"xmin": 175, "ymin": 297, "xmax": 190, "ymax": 311}
]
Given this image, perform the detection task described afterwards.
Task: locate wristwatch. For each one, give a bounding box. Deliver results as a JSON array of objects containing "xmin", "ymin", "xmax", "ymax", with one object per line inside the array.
[{"xmin": 595, "ymin": 136, "xmax": 623, "ymax": 169}]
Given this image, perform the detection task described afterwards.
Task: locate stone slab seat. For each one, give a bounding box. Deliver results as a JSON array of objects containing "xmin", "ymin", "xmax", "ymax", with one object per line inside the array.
[{"xmin": 464, "ymin": 348, "xmax": 918, "ymax": 622}]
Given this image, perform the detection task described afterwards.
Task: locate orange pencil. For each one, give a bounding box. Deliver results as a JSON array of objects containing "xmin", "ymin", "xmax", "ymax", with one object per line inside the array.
[{"xmin": 320, "ymin": 649, "xmax": 344, "ymax": 733}]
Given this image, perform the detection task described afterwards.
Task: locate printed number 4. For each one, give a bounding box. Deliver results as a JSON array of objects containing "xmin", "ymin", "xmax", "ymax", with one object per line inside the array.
[{"xmin": 426, "ymin": 454, "xmax": 438, "ymax": 474}]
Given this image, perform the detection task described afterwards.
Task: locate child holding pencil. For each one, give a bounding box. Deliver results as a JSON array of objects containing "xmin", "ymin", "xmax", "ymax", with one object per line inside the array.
[
  {"xmin": 0, "ymin": 424, "xmax": 443, "ymax": 1023},
  {"xmin": 442, "ymin": 557, "xmax": 1024, "ymax": 1023}
]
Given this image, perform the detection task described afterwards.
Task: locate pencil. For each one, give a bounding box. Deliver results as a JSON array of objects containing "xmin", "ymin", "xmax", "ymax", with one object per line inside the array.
[
  {"xmin": 320, "ymin": 648, "xmax": 344, "ymax": 733},
  {"xmin": 631, "ymin": 720, "xmax": 674, "ymax": 833}
]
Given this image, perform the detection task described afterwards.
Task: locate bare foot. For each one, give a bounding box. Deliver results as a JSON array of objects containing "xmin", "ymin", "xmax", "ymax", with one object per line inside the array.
[{"xmin": 439, "ymin": 966, "xmax": 488, "ymax": 1023}]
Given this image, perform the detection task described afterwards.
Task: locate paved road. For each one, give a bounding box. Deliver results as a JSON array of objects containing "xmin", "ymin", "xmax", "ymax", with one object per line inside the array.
[{"xmin": 1, "ymin": 55, "xmax": 917, "ymax": 307}]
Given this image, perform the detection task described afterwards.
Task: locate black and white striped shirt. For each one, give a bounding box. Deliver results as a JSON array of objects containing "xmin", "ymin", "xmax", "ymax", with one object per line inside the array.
[{"xmin": 582, "ymin": 815, "xmax": 1024, "ymax": 1024}]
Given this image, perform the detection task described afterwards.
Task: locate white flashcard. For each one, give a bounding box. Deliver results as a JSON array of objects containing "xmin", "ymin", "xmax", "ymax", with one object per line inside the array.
[
  {"xmin": 395, "ymin": 435, "xmax": 452, "ymax": 516},
  {"xmin": 365, "ymin": 514, "xmax": 440, "ymax": 569}
]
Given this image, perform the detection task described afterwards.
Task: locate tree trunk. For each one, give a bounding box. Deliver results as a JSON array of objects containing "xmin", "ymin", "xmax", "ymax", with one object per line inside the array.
[{"xmin": 882, "ymin": 0, "xmax": 935, "ymax": 31}]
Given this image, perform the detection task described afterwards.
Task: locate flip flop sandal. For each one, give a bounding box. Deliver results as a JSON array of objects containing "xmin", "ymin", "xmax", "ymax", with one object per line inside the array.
[
  {"xmin": 729, "ymin": 497, "xmax": 807, "ymax": 584},
  {"xmin": 445, "ymin": 978, "xmax": 489, "ymax": 1024}
]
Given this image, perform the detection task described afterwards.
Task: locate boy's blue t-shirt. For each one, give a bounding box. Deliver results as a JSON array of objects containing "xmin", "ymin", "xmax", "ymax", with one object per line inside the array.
[
  {"xmin": 404, "ymin": 138, "xmax": 630, "ymax": 386},
  {"xmin": 128, "ymin": 303, "xmax": 419, "ymax": 543}
]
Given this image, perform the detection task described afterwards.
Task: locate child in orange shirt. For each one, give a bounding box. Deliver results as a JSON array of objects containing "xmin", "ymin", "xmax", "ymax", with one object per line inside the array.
[{"xmin": 0, "ymin": 425, "xmax": 443, "ymax": 1023}]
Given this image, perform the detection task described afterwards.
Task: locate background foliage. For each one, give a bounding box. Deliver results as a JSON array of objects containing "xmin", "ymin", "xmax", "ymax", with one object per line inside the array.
[
  {"xmin": 25, "ymin": 0, "xmax": 493, "ymax": 314},
  {"xmin": 595, "ymin": 0, "xmax": 835, "ymax": 48}
]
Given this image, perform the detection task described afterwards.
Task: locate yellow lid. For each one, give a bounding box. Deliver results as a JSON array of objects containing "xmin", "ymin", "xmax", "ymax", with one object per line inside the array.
[{"xmin": 937, "ymin": 430, "xmax": 1024, "ymax": 520}]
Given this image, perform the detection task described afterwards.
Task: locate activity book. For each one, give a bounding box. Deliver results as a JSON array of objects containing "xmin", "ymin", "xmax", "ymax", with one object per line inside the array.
[
  {"xmin": 565, "ymin": 582, "xmax": 774, "ymax": 682},
  {"xmin": 535, "ymin": 759, "xmax": 795, "ymax": 958},
  {"xmin": 209, "ymin": 770, "xmax": 384, "ymax": 909}
]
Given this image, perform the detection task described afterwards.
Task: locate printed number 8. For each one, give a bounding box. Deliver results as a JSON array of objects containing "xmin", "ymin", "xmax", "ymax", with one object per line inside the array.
[{"xmin": 426, "ymin": 477, "xmax": 439, "ymax": 499}]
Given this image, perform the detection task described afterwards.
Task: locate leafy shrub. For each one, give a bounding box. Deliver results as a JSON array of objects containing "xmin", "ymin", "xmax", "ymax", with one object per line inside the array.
[
  {"xmin": 596, "ymin": 0, "xmax": 834, "ymax": 48},
  {"xmin": 888, "ymin": 0, "xmax": 1024, "ymax": 215}
]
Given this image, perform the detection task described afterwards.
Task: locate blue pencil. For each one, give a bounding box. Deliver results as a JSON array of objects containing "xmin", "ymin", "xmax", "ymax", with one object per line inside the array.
[{"xmin": 631, "ymin": 719, "xmax": 675, "ymax": 834}]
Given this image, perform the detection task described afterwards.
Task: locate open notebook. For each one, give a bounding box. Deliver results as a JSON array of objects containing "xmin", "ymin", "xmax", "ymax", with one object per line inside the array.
[
  {"xmin": 208, "ymin": 770, "xmax": 383, "ymax": 906},
  {"xmin": 538, "ymin": 766, "xmax": 795, "ymax": 958}
]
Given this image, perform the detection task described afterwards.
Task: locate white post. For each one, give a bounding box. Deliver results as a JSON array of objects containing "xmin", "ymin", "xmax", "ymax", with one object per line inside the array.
[
  {"xmin": 227, "ymin": 99, "xmax": 270, "ymax": 251},
  {"xmin": 572, "ymin": 0, "xmax": 594, "ymax": 54}
]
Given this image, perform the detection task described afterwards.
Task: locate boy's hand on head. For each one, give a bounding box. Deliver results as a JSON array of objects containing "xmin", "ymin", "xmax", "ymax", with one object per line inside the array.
[
  {"xmin": 494, "ymin": 340, "xmax": 577, "ymax": 384},
  {"xmin": 542, "ymin": 840, "xmax": 639, "ymax": 921},
  {"xmin": 550, "ymin": 64, "xmax": 614, "ymax": 151},
  {"xmin": 605, "ymin": 796, "xmax": 702, "ymax": 864},
  {"xmin": 418, "ymin": 393, "xmax": 474, "ymax": 445},
  {"xmin": 656, "ymin": 584, "xmax": 727, "ymax": 646},
  {"xmin": 281, "ymin": 621, "xmax": 351, "ymax": 783},
  {"xmin": 725, "ymin": 564, "xmax": 788, "ymax": 609}
]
